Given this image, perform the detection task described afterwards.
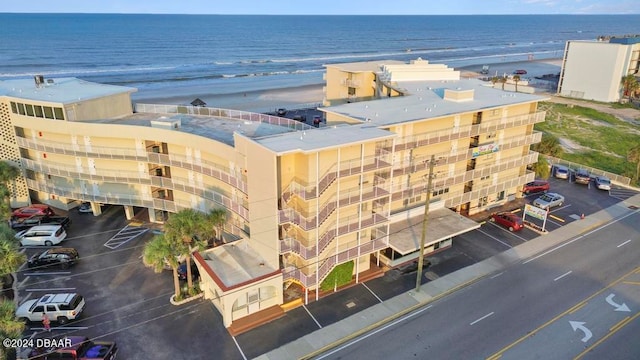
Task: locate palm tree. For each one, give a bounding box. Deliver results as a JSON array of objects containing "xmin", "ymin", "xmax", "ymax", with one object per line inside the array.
[
  {"xmin": 206, "ymin": 208, "xmax": 227, "ymax": 245},
  {"xmin": 534, "ymin": 156, "xmax": 551, "ymax": 180},
  {"xmin": 0, "ymin": 299, "xmax": 25, "ymax": 360},
  {"xmin": 0, "ymin": 223, "xmax": 25, "ymax": 290},
  {"xmin": 164, "ymin": 209, "xmax": 211, "ymax": 290},
  {"xmin": 621, "ymin": 74, "xmax": 639, "ymax": 102},
  {"xmin": 627, "ymin": 144, "xmax": 640, "ymax": 183},
  {"xmin": 532, "ymin": 133, "xmax": 563, "ymax": 157},
  {"xmin": 512, "ymin": 74, "xmax": 521, "ymax": 92},
  {"xmin": 142, "ymin": 234, "xmax": 185, "ymax": 300},
  {"xmin": 0, "ymin": 161, "xmax": 20, "ymax": 220},
  {"xmin": 490, "ymin": 76, "xmax": 499, "ymax": 88},
  {"xmin": 500, "ymin": 76, "xmax": 507, "ymax": 91}
]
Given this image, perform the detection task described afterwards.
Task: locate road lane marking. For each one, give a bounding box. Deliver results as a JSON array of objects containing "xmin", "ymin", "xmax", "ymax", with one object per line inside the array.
[
  {"xmin": 476, "ymin": 228, "xmax": 512, "ymax": 248},
  {"xmin": 574, "ymin": 312, "xmax": 640, "ymax": 359},
  {"xmin": 554, "ymin": 271, "xmax": 573, "ymax": 282},
  {"xmin": 302, "ymin": 304, "xmax": 322, "ymax": 329},
  {"xmin": 616, "ymin": 239, "xmax": 631, "ymax": 248},
  {"xmin": 609, "ymin": 316, "xmax": 631, "ymax": 332},
  {"xmin": 623, "ymin": 281, "xmax": 640, "ymax": 286},
  {"xmin": 550, "ymin": 204, "xmax": 572, "ymax": 213},
  {"xmin": 568, "ymin": 303, "xmax": 587, "ymax": 314},
  {"xmin": 232, "ymin": 336, "xmax": 248, "ymax": 360},
  {"xmin": 470, "ymin": 312, "xmax": 494, "ymax": 326},
  {"xmin": 488, "ymin": 265, "xmax": 640, "ymax": 360},
  {"xmin": 314, "ymin": 305, "xmax": 433, "ymax": 360},
  {"xmin": 524, "ymin": 207, "xmax": 640, "ymax": 265},
  {"xmin": 549, "ymin": 214, "xmax": 565, "ymax": 222},
  {"xmin": 569, "ymin": 321, "xmax": 592, "ymax": 342},
  {"xmin": 361, "ymin": 283, "xmax": 383, "ymax": 303},
  {"xmin": 490, "ymin": 272, "xmax": 504, "ymax": 279}
]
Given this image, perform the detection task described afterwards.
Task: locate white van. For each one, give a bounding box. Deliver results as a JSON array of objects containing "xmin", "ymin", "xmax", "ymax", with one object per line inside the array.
[{"xmin": 15, "ymin": 225, "xmax": 67, "ymax": 246}]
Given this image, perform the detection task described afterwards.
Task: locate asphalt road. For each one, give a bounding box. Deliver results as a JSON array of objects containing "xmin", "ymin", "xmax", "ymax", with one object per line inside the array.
[{"xmin": 315, "ymin": 209, "xmax": 640, "ymax": 359}]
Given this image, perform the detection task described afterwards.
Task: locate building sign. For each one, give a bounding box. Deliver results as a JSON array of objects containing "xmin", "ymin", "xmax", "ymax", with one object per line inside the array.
[
  {"xmin": 472, "ymin": 142, "xmax": 499, "ymax": 158},
  {"xmin": 524, "ymin": 204, "xmax": 547, "ymax": 220}
]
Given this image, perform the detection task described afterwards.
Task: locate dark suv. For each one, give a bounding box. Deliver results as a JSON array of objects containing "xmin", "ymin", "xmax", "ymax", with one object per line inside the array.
[{"xmin": 574, "ymin": 168, "xmax": 591, "ymax": 184}]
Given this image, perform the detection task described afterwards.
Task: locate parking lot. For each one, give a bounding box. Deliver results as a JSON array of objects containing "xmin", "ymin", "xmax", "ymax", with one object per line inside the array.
[{"xmin": 12, "ymin": 172, "xmax": 639, "ymax": 359}]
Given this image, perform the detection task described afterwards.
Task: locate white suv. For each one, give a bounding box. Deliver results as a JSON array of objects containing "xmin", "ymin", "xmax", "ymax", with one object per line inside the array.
[
  {"xmin": 15, "ymin": 224, "xmax": 67, "ymax": 246},
  {"xmin": 15, "ymin": 293, "xmax": 85, "ymax": 324}
]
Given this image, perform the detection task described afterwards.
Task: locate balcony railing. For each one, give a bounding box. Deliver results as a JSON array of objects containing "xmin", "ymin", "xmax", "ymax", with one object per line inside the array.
[
  {"xmin": 282, "ymin": 152, "xmax": 392, "ymax": 204},
  {"xmin": 442, "ymin": 172, "xmax": 535, "ymax": 209},
  {"xmin": 388, "ymin": 111, "xmax": 545, "ymax": 151},
  {"xmin": 16, "ymin": 136, "xmax": 248, "ymax": 194},
  {"xmin": 282, "ymin": 235, "xmax": 388, "ymax": 288},
  {"xmin": 390, "ymin": 152, "xmax": 539, "ymax": 201}
]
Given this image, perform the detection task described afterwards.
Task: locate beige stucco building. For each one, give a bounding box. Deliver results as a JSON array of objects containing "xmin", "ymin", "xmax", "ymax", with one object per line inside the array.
[
  {"xmin": 557, "ymin": 35, "xmax": 640, "ymax": 102},
  {"xmin": 1, "ymin": 58, "xmax": 546, "ymax": 329}
]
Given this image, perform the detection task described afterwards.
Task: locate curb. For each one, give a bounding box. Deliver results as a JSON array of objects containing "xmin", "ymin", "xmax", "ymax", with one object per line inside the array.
[{"xmin": 170, "ymin": 292, "xmax": 203, "ymax": 305}]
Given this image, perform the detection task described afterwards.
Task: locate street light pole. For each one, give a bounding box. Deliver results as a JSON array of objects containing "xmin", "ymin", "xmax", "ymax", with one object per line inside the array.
[{"xmin": 415, "ymin": 154, "xmax": 436, "ymax": 293}]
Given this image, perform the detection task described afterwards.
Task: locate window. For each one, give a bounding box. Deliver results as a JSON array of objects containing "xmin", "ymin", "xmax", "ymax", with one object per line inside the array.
[
  {"xmin": 33, "ymin": 305, "xmax": 44, "ymax": 313},
  {"xmin": 54, "ymin": 107, "xmax": 64, "ymax": 120},
  {"xmin": 348, "ymin": 87, "xmax": 356, "ymax": 96},
  {"xmin": 10, "ymin": 102, "xmax": 17, "ymax": 113},
  {"xmin": 18, "ymin": 103, "xmax": 26, "ymax": 115},
  {"xmin": 497, "ymin": 191, "xmax": 505, "ymax": 201},
  {"xmin": 43, "ymin": 106, "xmax": 54, "ymax": 119},
  {"xmin": 34, "ymin": 105, "xmax": 44, "ymax": 118},
  {"xmin": 26, "ymin": 104, "xmax": 34, "ymax": 116},
  {"xmin": 432, "ymin": 187, "xmax": 449, "ymax": 197},
  {"xmin": 46, "ymin": 305, "xmax": 56, "ymax": 312}
]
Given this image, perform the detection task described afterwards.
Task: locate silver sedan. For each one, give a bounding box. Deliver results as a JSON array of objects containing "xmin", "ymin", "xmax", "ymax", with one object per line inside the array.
[{"xmin": 532, "ymin": 192, "xmax": 565, "ymax": 210}]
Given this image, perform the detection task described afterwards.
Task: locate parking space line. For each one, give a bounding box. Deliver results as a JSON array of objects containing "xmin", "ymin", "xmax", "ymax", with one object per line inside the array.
[
  {"xmin": 361, "ymin": 283, "xmax": 383, "ymax": 303},
  {"xmin": 302, "ymin": 304, "xmax": 322, "ymax": 329},
  {"xmin": 486, "ymin": 222, "xmax": 528, "ymax": 242},
  {"xmin": 65, "ymin": 228, "xmax": 121, "ymax": 241},
  {"xmin": 232, "ymin": 336, "xmax": 248, "ymax": 360},
  {"xmin": 476, "ymin": 228, "xmax": 512, "ymax": 248},
  {"xmin": 25, "ymin": 287, "xmax": 76, "ymax": 292},
  {"xmin": 104, "ymin": 225, "xmax": 149, "ymax": 249},
  {"xmin": 490, "ymin": 272, "xmax": 504, "ymax": 279},
  {"xmin": 24, "ymin": 272, "xmax": 70, "ymax": 276},
  {"xmin": 617, "ymin": 239, "xmax": 631, "ymax": 248}
]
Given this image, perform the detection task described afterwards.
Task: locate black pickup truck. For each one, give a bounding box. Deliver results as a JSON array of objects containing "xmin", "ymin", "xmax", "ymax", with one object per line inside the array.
[
  {"xmin": 10, "ymin": 214, "xmax": 72, "ymax": 232},
  {"xmin": 22, "ymin": 336, "xmax": 117, "ymax": 360}
]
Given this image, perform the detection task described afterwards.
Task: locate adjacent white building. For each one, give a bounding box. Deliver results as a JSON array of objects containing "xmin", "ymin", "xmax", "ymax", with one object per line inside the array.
[{"xmin": 557, "ymin": 35, "xmax": 640, "ymax": 102}]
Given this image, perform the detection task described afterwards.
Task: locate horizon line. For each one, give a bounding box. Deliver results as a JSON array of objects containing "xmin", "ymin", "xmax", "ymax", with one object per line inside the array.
[{"xmin": 2, "ymin": 12, "xmax": 639, "ymax": 16}]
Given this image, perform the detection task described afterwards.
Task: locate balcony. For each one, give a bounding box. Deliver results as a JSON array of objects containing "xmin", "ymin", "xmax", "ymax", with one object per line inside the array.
[{"xmin": 340, "ymin": 79, "xmax": 362, "ymax": 88}]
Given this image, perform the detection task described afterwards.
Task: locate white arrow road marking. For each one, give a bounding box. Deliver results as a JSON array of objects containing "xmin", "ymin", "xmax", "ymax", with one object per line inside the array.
[
  {"xmin": 605, "ymin": 293, "xmax": 631, "ymax": 312},
  {"xmin": 569, "ymin": 321, "xmax": 593, "ymax": 342}
]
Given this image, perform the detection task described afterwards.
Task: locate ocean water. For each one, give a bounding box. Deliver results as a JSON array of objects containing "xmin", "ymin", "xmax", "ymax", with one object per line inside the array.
[{"xmin": 1, "ymin": 14, "xmax": 639, "ymax": 100}]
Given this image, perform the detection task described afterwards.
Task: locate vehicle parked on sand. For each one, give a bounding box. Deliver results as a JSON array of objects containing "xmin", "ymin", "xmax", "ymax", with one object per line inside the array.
[
  {"xmin": 491, "ymin": 212, "xmax": 524, "ymax": 232},
  {"xmin": 12, "ymin": 204, "xmax": 55, "ymax": 218},
  {"xmin": 532, "ymin": 192, "xmax": 565, "ymax": 210},
  {"xmin": 15, "ymin": 225, "xmax": 67, "ymax": 246},
  {"xmin": 15, "ymin": 293, "xmax": 85, "ymax": 324},
  {"xmin": 523, "ymin": 180, "xmax": 549, "ymax": 194},
  {"xmin": 595, "ymin": 176, "xmax": 611, "ymax": 190},
  {"xmin": 28, "ymin": 248, "xmax": 79, "ymax": 270}
]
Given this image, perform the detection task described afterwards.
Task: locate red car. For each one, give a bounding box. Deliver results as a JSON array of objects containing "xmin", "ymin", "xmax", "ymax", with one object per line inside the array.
[
  {"xmin": 491, "ymin": 212, "xmax": 524, "ymax": 232},
  {"xmin": 12, "ymin": 204, "xmax": 55, "ymax": 218},
  {"xmin": 523, "ymin": 180, "xmax": 550, "ymax": 194}
]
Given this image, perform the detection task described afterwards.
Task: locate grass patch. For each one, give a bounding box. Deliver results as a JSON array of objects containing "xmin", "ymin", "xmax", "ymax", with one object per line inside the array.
[{"xmin": 320, "ymin": 261, "xmax": 354, "ymax": 292}]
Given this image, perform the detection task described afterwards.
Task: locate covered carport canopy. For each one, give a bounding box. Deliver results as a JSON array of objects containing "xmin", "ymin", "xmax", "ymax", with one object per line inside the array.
[{"xmin": 388, "ymin": 207, "xmax": 481, "ymax": 256}]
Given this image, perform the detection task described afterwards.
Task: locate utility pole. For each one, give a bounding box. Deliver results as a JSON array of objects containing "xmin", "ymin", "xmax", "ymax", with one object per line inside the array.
[{"xmin": 415, "ymin": 154, "xmax": 436, "ymax": 292}]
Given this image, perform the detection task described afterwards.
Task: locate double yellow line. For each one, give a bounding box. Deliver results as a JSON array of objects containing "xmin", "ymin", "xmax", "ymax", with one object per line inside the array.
[{"xmin": 487, "ymin": 265, "xmax": 640, "ymax": 360}]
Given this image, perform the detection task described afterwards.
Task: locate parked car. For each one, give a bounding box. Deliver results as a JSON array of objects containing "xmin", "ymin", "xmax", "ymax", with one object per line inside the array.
[
  {"xmin": 276, "ymin": 108, "xmax": 287, "ymax": 116},
  {"xmin": 77, "ymin": 202, "xmax": 93, "ymax": 213},
  {"xmin": 595, "ymin": 176, "xmax": 612, "ymax": 190},
  {"xmin": 12, "ymin": 204, "xmax": 55, "ymax": 218},
  {"xmin": 15, "ymin": 225, "xmax": 67, "ymax": 246},
  {"xmin": 28, "ymin": 248, "xmax": 79, "ymax": 270},
  {"xmin": 532, "ymin": 192, "xmax": 565, "ymax": 210},
  {"xmin": 523, "ymin": 180, "xmax": 549, "ymax": 194},
  {"xmin": 15, "ymin": 293, "xmax": 85, "ymax": 324},
  {"xmin": 10, "ymin": 214, "xmax": 72, "ymax": 232},
  {"xmin": 554, "ymin": 165, "xmax": 570, "ymax": 180},
  {"xmin": 491, "ymin": 212, "xmax": 524, "ymax": 232},
  {"xmin": 292, "ymin": 115, "xmax": 306, "ymax": 122},
  {"xmin": 178, "ymin": 262, "xmax": 200, "ymax": 281},
  {"xmin": 313, "ymin": 115, "xmax": 322, "ymax": 126},
  {"xmin": 24, "ymin": 336, "xmax": 118, "ymax": 360},
  {"xmin": 574, "ymin": 168, "xmax": 591, "ymax": 184}
]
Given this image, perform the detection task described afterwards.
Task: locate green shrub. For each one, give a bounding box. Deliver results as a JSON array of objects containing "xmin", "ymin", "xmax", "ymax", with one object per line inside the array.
[{"xmin": 320, "ymin": 261, "xmax": 354, "ymax": 292}]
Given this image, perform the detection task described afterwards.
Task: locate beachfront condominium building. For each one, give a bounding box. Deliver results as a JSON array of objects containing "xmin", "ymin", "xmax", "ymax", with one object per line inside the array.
[
  {"xmin": 557, "ymin": 35, "xmax": 640, "ymax": 102},
  {"xmin": 0, "ymin": 58, "xmax": 545, "ymax": 330}
]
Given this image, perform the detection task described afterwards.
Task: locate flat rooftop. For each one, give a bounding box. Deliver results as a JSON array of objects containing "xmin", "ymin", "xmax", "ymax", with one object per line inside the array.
[
  {"xmin": 323, "ymin": 79, "xmax": 547, "ymax": 127},
  {"xmin": 0, "ymin": 77, "xmax": 136, "ymax": 104},
  {"xmin": 199, "ymin": 239, "xmax": 278, "ymax": 289},
  {"xmin": 389, "ymin": 207, "xmax": 480, "ymax": 255},
  {"xmin": 324, "ymin": 60, "xmax": 405, "ymax": 72},
  {"xmin": 87, "ymin": 112, "xmax": 296, "ymax": 147}
]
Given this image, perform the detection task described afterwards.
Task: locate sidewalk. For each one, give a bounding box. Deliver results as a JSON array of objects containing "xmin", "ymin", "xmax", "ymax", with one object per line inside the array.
[{"xmin": 256, "ymin": 193, "xmax": 640, "ymax": 360}]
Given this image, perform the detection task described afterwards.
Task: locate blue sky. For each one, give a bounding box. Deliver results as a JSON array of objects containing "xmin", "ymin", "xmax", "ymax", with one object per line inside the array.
[{"xmin": 3, "ymin": 0, "xmax": 639, "ymax": 15}]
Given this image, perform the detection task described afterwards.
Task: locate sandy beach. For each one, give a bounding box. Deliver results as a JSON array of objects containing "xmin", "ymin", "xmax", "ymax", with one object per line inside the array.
[{"xmin": 131, "ymin": 58, "xmax": 563, "ymax": 113}]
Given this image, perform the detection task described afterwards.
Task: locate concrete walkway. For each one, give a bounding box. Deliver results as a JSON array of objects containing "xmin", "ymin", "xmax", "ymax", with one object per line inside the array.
[{"xmin": 256, "ymin": 193, "xmax": 640, "ymax": 360}]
